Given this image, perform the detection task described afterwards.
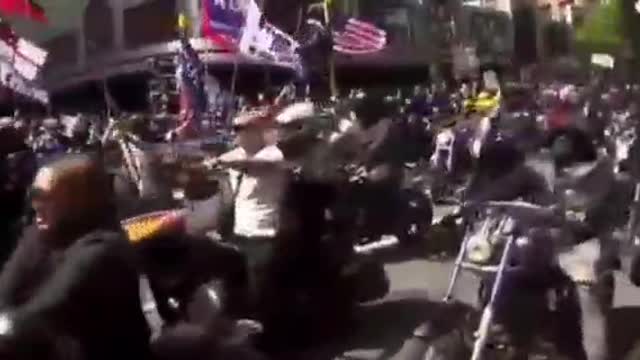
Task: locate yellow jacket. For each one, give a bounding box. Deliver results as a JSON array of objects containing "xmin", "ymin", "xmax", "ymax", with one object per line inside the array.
[{"xmin": 464, "ymin": 91, "xmax": 501, "ymax": 114}]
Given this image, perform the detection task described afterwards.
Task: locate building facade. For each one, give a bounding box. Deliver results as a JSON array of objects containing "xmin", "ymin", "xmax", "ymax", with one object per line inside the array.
[
  {"xmin": 13, "ymin": 0, "xmax": 519, "ymax": 104},
  {"xmin": 22, "ymin": 0, "xmax": 288, "ymax": 100}
]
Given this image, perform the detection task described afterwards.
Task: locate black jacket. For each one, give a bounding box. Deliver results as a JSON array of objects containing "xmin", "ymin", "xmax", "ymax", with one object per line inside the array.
[{"xmin": 0, "ymin": 226, "xmax": 150, "ymax": 360}]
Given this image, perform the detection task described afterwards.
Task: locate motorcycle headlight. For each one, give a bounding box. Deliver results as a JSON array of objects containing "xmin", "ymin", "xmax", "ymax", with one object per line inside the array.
[
  {"xmin": 467, "ymin": 241, "xmax": 493, "ymax": 264},
  {"xmin": 465, "ymin": 219, "xmax": 497, "ymax": 264}
]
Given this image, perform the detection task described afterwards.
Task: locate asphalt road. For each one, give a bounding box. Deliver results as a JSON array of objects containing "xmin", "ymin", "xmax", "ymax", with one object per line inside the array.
[{"xmin": 296, "ymin": 205, "xmax": 640, "ymax": 360}]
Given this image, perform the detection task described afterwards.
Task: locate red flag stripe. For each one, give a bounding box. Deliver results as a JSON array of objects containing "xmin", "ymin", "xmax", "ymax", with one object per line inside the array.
[
  {"xmin": 333, "ymin": 40, "xmax": 384, "ymax": 51},
  {"xmin": 341, "ymin": 25, "xmax": 386, "ymax": 46},
  {"xmin": 333, "ymin": 34, "xmax": 384, "ymax": 50},
  {"xmin": 333, "ymin": 33, "xmax": 383, "ymax": 50},
  {"xmin": 346, "ymin": 18, "xmax": 387, "ymax": 38},
  {"xmin": 332, "ymin": 17, "xmax": 387, "ymax": 54},
  {"xmin": 0, "ymin": 0, "xmax": 47, "ymax": 23},
  {"xmin": 333, "ymin": 44, "xmax": 383, "ymax": 54}
]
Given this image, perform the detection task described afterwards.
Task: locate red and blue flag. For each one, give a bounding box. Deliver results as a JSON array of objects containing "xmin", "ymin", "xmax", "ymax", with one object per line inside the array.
[
  {"xmin": 175, "ymin": 37, "xmax": 207, "ymax": 138},
  {"xmin": 201, "ymin": 0, "xmax": 245, "ymax": 50}
]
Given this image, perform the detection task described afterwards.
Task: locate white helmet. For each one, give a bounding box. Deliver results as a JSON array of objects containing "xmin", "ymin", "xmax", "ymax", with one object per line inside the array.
[
  {"xmin": 275, "ymin": 102, "xmax": 315, "ymax": 125},
  {"xmin": 42, "ymin": 117, "xmax": 60, "ymax": 129},
  {"xmin": 63, "ymin": 114, "xmax": 89, "ymax": 136},
  {"xmin": 558, "ymin": 85, "xmax": 578, "ymax": 104}
]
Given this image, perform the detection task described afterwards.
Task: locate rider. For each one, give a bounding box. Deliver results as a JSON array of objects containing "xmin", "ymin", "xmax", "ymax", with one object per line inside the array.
[
  {"xmin": 464, "ymin": 73, "xmax": 501, "ymax": 116},
  {"xmin": 0, "ymin": 123, "xmax": 36, "ymax": 265},
  {"xmin": 61, "ymin": 114, "xmax": 99, "ymax": 154},
  {"xmin": 270, "ymin": 101, "xmax": 358, "ymax": 346},
  {"xmin": 467, "ymin": 122, "xmax": 619, "ymax": 360},
  {"xmin": 32, "ymin": 117, "xmax": 66, "ymax": 156},
  {"xmin": 295, "ymin": 8, "xmax": 333, "ymax": 100},
  {"xmin": 546, "ymin": 85, "xmax": 585, "ymax": 138},
  {"xmin": 215, "ymin": 108, "xmax": 288, "ymax": 320},
  {"xmin": 342, "ymin": 92, "xmax": 407, "ymax": 240},
  {"xmin": 0, "ymin": 154, "xmax": 150, "ymax": 360}
]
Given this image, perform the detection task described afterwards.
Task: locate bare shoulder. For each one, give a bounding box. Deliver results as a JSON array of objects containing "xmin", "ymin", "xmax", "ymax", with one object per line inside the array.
[{"xmin": 218, "ymin": 147, "xmax": 247, "ymax": 162}]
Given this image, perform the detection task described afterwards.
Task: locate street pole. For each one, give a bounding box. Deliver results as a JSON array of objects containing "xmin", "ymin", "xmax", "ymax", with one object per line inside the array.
[{"xmin": 324, "ymin": 0, "xmax": 338, "ymax": 98}]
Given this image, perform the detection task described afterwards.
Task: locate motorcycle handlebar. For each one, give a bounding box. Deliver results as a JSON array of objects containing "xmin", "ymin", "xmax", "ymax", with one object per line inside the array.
[{"xmin": 460, "ymin": 200, "xmax": 563, "ymax": 225}]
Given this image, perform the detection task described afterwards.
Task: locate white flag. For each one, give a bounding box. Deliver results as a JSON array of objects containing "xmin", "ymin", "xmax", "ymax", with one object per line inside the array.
[
  {"xmin": 13, "ymin": 56, "xmax": 39, "ymax": 81},
  {"xmin": 0, "ymin": 38, "xmax": 45, "ymax": 80},
  {"xmin": 238, "ymin": 0, "xmax": 300, "ymax": 68},
  {"xmin": 239, "ymin": 0, "xmax": 268, "ymax": 55},
  {"xmin": 0, "ymin": 61, "xmax": 48, "ymax": 104},
  {"xmin": 17, "ymin": 38, "xmax": 47, "ymax": 66}
]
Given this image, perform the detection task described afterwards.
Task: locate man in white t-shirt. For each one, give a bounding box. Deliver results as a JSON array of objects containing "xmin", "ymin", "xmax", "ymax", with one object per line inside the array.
[{"xmin": 215, "ymin": 109, "xmax": 288, "ymax": 305}]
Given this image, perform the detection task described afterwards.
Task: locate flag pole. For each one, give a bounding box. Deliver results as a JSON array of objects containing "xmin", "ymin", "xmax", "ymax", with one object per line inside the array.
[
  {"xmin": 230, "ymin": 58, "xmax": 239, "ymax": 96},
  {"xmin": 324, "ymin": 0, "xmax": 337, "ymax": 98},
  {"xmin": 102, "ymin": 78, "xmax": 111, "ymax": 120}
]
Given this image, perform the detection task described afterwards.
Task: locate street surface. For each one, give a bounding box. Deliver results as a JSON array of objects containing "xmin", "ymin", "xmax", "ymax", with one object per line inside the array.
[{"xmin": 300, "ymin": 205, "xmax": 640, "ymax": 360}]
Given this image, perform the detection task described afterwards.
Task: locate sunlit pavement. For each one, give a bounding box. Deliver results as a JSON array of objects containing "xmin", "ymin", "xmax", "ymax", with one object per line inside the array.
[{"xmin": 303, "ymin": 205, "xmax": 640, "ymax": 360}]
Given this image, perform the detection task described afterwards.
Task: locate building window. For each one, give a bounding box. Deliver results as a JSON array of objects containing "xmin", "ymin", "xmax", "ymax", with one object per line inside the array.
[
  {"xmin": 43, "ymin": 33, "xmax": 78, "ymax": 68},
  {"xmin": 468, "ymin": 11, "xmax": 511, "ymax": 57},
  {"xmin": 124, "ymin": 0, "xmax": 177, "ymax": 49},
  {"xmin": 84, "ymin": 0, "xmax": 115, "ymax": 58},
  {"xmin": 359, "ymin": 6, "xmax": 413, "ymax": 47}
]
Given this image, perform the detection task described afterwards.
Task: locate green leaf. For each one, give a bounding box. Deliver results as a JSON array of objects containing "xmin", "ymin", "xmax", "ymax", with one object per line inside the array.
[{"xmin": 575, "ymin": 0, "xmax": 625, "ymax": 53}]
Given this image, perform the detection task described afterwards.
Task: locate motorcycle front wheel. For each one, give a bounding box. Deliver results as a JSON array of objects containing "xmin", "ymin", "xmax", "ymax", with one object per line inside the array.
[{"xmin": 397, "ymin": 189, "xmax": 434, "ymax": 246}]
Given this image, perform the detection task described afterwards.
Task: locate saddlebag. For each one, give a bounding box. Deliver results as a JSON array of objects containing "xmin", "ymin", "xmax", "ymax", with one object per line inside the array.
[{"xmin": 345, "ymin": 258, "xmax": 390, "ymax": 303}]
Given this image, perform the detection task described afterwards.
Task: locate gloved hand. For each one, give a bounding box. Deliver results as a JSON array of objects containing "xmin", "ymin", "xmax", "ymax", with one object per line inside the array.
[
  {"xmin": 165, "ymin": 131, "xmax": 178, "ymax": 143},
  {"xmin": 0, "ymin": 313, "xmax": 14, "ymax": 337}
]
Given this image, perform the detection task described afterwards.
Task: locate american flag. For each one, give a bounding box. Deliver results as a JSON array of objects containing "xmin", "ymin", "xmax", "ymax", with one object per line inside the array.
[
  {"xmin": 177, "ymin": 37, "xmax": 207, "ymax": 113},
  {"xmin": 175, "ymin": 37, "xmax": 207, "ymax": 138},
  {"xmin": 332, "ymin": 17, "xmax": 387, "ymax": 55}
]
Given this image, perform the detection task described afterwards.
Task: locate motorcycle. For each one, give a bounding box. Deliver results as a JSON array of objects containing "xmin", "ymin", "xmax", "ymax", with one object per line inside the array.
[
  {"xmin": 121, "ymin": 210, "xmax": 268, "ymax": 360},
  {"xmin": 334, "ymin": 162, "xmax": 433, "ymax": 249},
  {"xmin": 393, "ymin": 201, "xmax": 581, "ymax": 360}
]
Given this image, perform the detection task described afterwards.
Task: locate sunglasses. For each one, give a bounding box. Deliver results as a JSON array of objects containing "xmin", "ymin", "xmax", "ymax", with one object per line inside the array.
[
  {"xmin": 232, "ymin": 124, "xmax": 252, "ymax": 132},
  {"xmin": 29, "ymin": 187, "xmax": 52, "ymax": 202}
]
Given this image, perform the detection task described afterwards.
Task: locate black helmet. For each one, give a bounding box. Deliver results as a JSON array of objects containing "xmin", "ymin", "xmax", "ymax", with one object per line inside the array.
[
  {"xmin": 477, "ymin": 137, "xmax": 524, "ymax": 177},
  {"xmin": 550, "ymin": 128, "xmax": 597, "ymax": 167},
  {"xmin": 352, "ymin": 91, "xmax": 395, "ymax": 128}
]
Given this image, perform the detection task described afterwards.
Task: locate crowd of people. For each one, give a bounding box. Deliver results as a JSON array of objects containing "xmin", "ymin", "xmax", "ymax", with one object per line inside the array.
[{"xmin": 0, "ymin": 74, "xmax": 639, "ymax": 360}]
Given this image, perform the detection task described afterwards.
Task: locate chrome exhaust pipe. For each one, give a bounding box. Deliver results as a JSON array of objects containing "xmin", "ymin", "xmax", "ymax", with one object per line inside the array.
[{"xmin": 353, "ymin": 236, "xmax": 400, "ymax": 255}]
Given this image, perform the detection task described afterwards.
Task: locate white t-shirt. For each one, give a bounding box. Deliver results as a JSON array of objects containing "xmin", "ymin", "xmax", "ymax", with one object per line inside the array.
[{"xmin": 229, "ymin": 145, "xmax": 287, "ymax": 238}]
